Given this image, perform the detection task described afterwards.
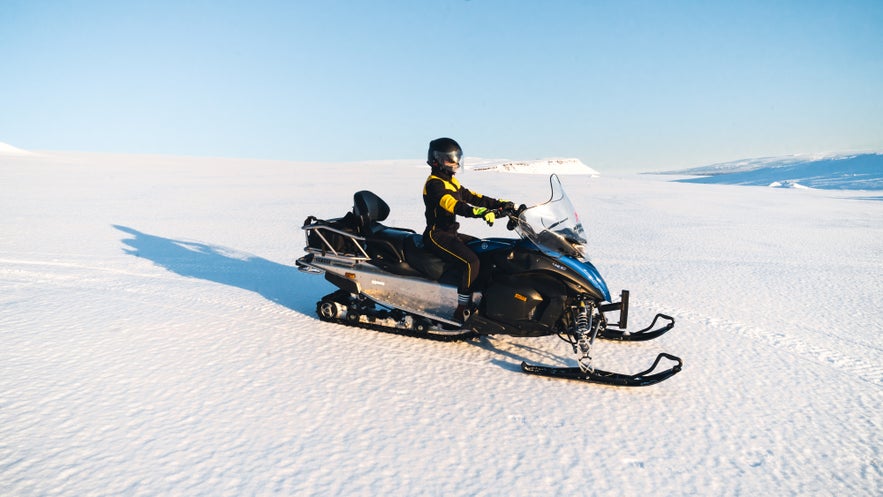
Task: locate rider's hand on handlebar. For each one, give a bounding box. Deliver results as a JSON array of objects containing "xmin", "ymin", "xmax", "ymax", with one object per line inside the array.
[
  {"xmin": 472, "ymin": 207, "xmax": 496, "ymax": 226},
  {"xmin": 504, "ymin": 204, "xmax": 527, "ymax": 231},
  {"xmin": 499, "ymin": 201, "xmax": 527, "ymax": 214}
]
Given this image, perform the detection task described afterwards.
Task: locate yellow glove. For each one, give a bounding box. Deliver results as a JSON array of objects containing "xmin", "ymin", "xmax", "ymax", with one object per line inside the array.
[{"xmin": 472, "ymin": 207, "xmax": 496, "ymax": 226}]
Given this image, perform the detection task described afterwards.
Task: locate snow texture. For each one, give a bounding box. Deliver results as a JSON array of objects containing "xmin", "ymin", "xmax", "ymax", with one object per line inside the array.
[{"xmin": 1, "ymin": 144, "xmax": 881, "ymax": 496}]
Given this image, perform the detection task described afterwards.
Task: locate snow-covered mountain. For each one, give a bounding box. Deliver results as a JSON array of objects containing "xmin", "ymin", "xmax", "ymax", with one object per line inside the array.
[
  {"xmin": 466, "ymin": 157, "xmax": 600, "ymax": 176},
  {"xmin": 0, "ymin": 141, "xmax": 37, "ymax": 156},
  {"xmin": 659, "ymin": 152, "xmax": 883, "ymax": 190}
]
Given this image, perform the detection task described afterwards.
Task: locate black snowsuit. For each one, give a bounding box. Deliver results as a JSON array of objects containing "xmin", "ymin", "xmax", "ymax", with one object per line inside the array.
[{"xmin": 422, "ymin": 168, "xmax": 503, "ymax": 294}]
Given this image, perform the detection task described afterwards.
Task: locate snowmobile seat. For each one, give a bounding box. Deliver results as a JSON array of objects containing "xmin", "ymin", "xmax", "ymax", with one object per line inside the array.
[
  {"xmin": 349, "ymin": 190, "xmax": 460, "ymax": 282},
  {"xmin": 402, "ymin": 234, "xmax": 447, "ymax": 281},
  {"xmin": 363, "ymin": 228, "xmax": 423, "ymax": 277}
]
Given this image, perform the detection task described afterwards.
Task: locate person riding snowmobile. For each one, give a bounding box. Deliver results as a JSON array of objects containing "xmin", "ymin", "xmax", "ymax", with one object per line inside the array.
[{"xmin": 422, "ymin": 137, "xmax": 515, "ymax": 323}]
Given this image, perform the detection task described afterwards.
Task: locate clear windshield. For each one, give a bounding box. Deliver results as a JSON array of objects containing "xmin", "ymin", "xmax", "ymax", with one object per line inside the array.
[{"xmin": 515, "ymin": 175, "xmax": 589, "ymax": 260}]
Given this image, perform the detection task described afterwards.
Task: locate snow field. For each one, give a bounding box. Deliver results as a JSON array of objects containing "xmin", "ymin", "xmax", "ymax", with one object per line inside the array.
[{"xmin": 1, "ymin": 150, "xmax": 880, "ymax": 496}]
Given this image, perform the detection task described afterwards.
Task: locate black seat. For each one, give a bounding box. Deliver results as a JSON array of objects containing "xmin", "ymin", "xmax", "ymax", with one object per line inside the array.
[
  {"xmin": 403, "ymin": 234, "xmax": 447, "ymax": 280},
  {"xmin": 350, "ymin": 191, "xmax": 458, "ymax": 283},
  {"xmin": 366, "ymin": 228, "xmax": 411, "ymax": 264}
]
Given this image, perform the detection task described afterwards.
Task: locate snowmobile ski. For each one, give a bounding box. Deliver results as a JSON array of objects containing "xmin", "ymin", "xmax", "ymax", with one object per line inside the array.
[{"xmin": 520, "ymin": 353, "xmax": 683, "ymax": 387}]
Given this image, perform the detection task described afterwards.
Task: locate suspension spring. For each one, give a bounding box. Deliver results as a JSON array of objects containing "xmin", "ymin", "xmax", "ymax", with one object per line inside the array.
[{"xmin": 573, "ymin": 299, "xmax": 597, "ymax": 373}]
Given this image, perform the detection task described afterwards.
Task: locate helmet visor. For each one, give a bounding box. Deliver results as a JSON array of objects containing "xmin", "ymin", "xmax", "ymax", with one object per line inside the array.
[{"xmin": 432, "ymin": 149, "xmax": 463, "ymax": 170}]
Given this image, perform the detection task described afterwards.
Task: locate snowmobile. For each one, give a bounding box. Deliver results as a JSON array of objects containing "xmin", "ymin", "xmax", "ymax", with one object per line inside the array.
[{"xmin": 296, "ymin": 175, "xmax": 682, "ymax": 386}]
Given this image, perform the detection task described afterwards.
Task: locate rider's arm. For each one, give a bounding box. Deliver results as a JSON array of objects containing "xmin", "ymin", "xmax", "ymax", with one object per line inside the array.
[
  {"xmin": 461, "ymin": 188, "xmax": 505, "ymax": 210},
  {"xmin": 426, "ymin": 178, "xmax": 479, "ymax": 217}
]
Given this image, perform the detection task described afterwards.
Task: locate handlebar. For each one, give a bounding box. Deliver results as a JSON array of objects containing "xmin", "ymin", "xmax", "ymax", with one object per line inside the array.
[{"xmin": 494, "ymin": 204, "xmax": 527, "ymax": 231}]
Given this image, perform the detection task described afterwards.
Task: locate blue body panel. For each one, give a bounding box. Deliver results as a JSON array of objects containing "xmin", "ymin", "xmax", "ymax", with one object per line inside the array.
[
  {"xmin": 470, "ymin": 238, "xmax": 515, "ymax": 254},
  {"xmin": 470, "ymin": 237, "xmax": 612, "ymax": 302},
  {"xmin": 560, "ymin": 255, "xmax": 611, "ymax": 302}
]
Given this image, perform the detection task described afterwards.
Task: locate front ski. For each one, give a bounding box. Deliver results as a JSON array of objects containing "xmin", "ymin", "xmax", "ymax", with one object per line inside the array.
[{"xmin": 521, "ymin": 353, "xmax": 683, "ymax": 387}]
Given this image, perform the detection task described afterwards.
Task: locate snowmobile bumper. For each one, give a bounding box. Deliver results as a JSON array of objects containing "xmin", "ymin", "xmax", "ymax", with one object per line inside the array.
[
  {"xmin": 598, "ymin": 290, "xmax": 675, "ymax": 341},
  {"xmin": 599, "ymin": 289, "xmax": 630, "ymax": 328}
]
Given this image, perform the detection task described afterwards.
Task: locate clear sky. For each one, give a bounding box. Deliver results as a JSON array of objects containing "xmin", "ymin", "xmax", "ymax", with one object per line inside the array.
[{"xmin": 2, "ymin": 0, "xmax": 882, "ymax": 171}]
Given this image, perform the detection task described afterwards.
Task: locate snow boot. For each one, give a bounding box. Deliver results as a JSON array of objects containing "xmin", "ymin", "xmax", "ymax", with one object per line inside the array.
[{"xmin": 453, "ymin": 304, "xmax": 472, "ymax": 324}]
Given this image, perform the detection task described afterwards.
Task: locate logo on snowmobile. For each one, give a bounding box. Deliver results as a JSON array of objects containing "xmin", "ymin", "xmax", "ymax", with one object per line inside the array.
[
  {"xmin": 552, "ymin": 262, "xmax": 567, "ymax": 271},
  {"xmin": 371, "ymin": 280, "xmax": 386, "ymax": 286}
]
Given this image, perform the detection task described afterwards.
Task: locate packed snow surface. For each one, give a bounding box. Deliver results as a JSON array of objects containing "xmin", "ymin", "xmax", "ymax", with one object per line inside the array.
[{"xmin": 1, "ymin": 146, "xmax": 881, "ymax": 496}]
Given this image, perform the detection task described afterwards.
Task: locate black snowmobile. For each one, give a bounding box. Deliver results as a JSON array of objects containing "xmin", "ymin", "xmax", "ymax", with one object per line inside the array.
[{"xmin": 296, "ymin": 175, "xmax": 681, "ymax": 386}]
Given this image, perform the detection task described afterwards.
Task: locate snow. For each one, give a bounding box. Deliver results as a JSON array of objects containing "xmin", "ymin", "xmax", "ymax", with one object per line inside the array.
[{"xmin": 1, "ymin": 147, "xmax": 881, "ymax": 496}]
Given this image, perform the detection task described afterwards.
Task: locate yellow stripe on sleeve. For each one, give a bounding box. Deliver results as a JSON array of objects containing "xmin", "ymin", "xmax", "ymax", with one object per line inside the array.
[{"xmin": 439, "ymin": 193, "xmax": 458, "ymax": 214}]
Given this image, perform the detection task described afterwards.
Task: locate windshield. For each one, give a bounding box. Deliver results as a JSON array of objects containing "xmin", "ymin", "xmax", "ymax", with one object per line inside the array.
[{"xmin": 515, "ymin": 175, "xmax": 589, "ymax": 260}]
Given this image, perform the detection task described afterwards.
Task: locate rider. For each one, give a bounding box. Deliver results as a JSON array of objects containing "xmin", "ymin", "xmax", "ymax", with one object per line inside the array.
[{"xmin": 423, "ymin": 137, "xmax": 514, "ymax": 323}]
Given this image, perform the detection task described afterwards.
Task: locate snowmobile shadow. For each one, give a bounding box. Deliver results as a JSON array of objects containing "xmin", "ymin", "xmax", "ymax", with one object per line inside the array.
[
  {"xmin": 114, "ymin": 225, "xmax": 322, "ymax": 315},
  {"xmin": 470, "ymin": 336, "xmax": 570, "ymax": 373}
]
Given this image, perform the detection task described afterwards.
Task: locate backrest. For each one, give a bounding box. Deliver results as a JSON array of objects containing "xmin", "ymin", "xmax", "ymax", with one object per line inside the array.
[
  {"xmin": 353, "ymin": 190, "xmax": 390, "ymax": 235},
  {"xmin": 353, "ymin": 190, "xmax": 389, "ymax": 223}
]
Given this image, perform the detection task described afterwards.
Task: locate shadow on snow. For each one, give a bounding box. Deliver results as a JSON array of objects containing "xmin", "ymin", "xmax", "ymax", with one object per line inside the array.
[
  {"xmin": 113, "ymin": 225, "xmax": 560, "ymax": 372},
  {"xmin": 114, "ymin": 225, "xmax": 557, "ymax": 369},
  {"xmin": 114, "ymin": 225, "xmax": 327, "ymax": 315}
]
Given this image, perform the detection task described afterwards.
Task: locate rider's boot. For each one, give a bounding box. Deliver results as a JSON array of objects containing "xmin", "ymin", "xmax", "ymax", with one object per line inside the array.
[{"xmin": 454, "ymin": 293, "xmax": 473, "ymax": 323}]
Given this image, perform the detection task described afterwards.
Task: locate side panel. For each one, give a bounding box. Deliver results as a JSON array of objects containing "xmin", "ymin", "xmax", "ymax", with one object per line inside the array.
[
  {"xmin": 307, "ymin": 256, "xmax": 459, "ymax": 324},
  {"xmin": 480, "ymin": 274, "xmax": 569, "ymax": 337}
]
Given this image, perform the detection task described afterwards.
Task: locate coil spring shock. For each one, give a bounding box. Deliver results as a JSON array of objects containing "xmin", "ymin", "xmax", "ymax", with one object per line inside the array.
[{"xmin": 573, "ymin": 298, "xmax": 597, "ymax": 373}]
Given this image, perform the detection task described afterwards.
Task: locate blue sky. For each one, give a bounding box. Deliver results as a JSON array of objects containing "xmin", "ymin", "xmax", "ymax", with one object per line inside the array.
[{"xmin": 2, "ymin": 0, "xmax": 881, "ymax": 171}]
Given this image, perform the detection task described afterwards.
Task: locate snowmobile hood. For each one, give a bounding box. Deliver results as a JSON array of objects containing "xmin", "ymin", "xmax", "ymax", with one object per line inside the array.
[
  {"xmin": 511, "ymin": 238, "xmax": 611, "ymax": 302},
  {"xmin": 560, "ymin": 255, "xmax": 611, "ymax": 302}
]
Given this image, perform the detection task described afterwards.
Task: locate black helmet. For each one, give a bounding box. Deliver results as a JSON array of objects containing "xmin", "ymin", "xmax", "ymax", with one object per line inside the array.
[{"xmin": 427, "ymin": 137, "xmax": 463, "ymax": 175}]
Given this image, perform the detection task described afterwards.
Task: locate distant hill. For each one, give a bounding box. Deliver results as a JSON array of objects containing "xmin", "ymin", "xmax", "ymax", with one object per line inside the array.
[
  {"xmin": 659, "ymin": 153, "xmax": 883, "ymax": 190},
  {"xmin": 466, "ymin": 158, "xmax": 600, "ymax": 176},
  {"xmin": 0, "ymin": 141, "xmax": 37, "ymax": 156}
]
